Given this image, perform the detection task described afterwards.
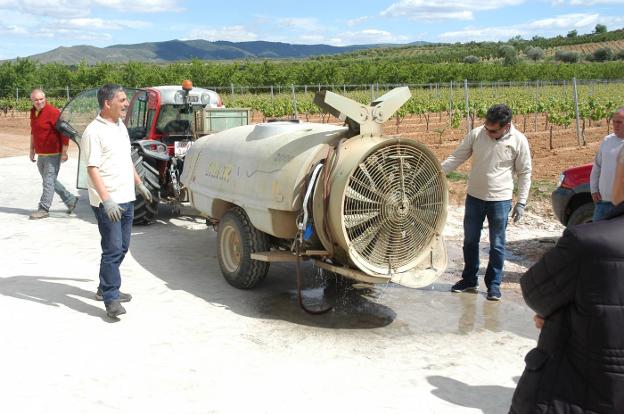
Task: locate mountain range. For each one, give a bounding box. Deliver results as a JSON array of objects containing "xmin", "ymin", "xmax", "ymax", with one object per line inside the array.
[{"xmin": 19, "ymin": 39, "xmax": 430, "ymax": 64}]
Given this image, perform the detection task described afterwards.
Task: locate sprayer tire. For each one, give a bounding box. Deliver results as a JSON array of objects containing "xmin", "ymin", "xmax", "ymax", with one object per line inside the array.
[
  {"xmin": 132, "ymin": 147, "xmax": 160, "ymax": 225},
  {"xmin": 217, "ymin": 207, "xmax": 270, "ymax": 289}
]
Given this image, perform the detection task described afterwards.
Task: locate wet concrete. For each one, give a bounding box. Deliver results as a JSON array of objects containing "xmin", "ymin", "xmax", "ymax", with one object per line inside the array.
[{"xmin": 0, "ymin": 156, "xmax": 541, "ymax": 413}]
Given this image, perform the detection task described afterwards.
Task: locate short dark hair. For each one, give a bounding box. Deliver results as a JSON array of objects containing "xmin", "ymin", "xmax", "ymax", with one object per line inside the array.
[
  {"xmin": 97, "ymin": 84, "xmax": 124, "ymax": 109},
  {"xmin": 486, "ymin": 104, "xmax": 513, "ymax": 126}
]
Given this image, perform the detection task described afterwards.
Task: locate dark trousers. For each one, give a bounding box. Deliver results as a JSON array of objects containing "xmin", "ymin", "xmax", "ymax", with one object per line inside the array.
[
  {"xmin": 461, "ymin": 195, "xmax": 512, "ymax": 288},
  {"xmin": 91, "ymin": 202, "xmax": 134, "ymax": 303}
]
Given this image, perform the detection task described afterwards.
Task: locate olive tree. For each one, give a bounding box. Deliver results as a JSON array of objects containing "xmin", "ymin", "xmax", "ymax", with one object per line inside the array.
[{"xmin": 526, "ymin": 47, "xmax": 545, "ymax": 61}]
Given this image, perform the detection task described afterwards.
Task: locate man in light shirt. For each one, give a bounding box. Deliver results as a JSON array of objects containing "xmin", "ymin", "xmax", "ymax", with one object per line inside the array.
[
  {"xmin": 82, "ymin": 84, "xmax": 153, "ymax": 319},
  {"xmin": 590, "ymin": 107, "xmax": 624, "ymax": 221},
  {"xmin": 441, "ymin": 104, "xmax": 532, "ymax": 301},
  {"xmin": 613, "ymin": 146, "xmax": 624, "ymax": 206}
]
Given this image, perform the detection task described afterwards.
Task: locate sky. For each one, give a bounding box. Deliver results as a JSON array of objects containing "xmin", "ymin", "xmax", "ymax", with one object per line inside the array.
[{"xmin": 2, "ymin": 0, "xmax": 624, "ymax": 60}]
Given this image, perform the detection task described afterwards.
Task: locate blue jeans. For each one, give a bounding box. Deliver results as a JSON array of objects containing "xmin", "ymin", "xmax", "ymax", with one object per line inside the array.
[
  {"xmin": 461, "ymin": 195, "xmax": 512, "ymax": 289},
  {"xmin": 36, "ymin": 155, "xmax": 76, "ymax": 211},
  {"xmin": 92, "ymin": 202, "xmax": 134, "ymax": 303},
  {"xmin": 592, "ymin": 200, "xmax": 615, "ymax": 222}
]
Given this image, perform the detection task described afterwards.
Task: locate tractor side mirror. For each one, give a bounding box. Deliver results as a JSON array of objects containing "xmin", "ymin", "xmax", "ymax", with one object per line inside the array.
[{"xmin": 56, "ymin": 120, "xmax": 79, "ymax": 143}]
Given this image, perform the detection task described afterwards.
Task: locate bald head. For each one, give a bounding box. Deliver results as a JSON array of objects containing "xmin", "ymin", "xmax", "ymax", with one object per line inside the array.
[{"xmin": 30, "ymin": 89, "xmax": 46, "ymax": 111}]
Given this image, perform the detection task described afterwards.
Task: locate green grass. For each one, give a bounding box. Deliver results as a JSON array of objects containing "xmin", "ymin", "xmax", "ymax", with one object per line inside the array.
[
  {"xmin": 529, "ymin": 179, "xmax": 557, "ymax": 201},
  {"xmin": 446, "ymin": 171, "xmax": 468, "ymax": 182}
]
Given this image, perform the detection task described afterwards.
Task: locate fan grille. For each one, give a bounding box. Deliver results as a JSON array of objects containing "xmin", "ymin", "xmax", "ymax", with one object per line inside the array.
[{"xmin": 343, "ymin": 143, "xmax": 445, "ymax": 273}]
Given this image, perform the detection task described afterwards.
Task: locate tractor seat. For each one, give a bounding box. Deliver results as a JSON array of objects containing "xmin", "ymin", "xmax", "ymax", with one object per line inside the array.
[{"xmin": 163, "ymin": 120, "xmax": 191, "ymax": 134}]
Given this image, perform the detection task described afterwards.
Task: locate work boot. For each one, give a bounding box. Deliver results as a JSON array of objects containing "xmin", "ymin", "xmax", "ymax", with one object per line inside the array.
[
  {"xmin": 451, "ymin": 279, "xmax": 478, "ymax": 293},
  {"xmin": 105, "ymin": 300, "xmax": 126, "ymax": 318},
  {"xmin": 66, "ymin": 196, "xmax": 79, "ymax": 214},
  {"xmin": 29, "ymin": 209, "xmax": 49, "ymax": 220},
  {"xmin": 95, "ymin": 287, "xmax": 132, "ymax": 302}
]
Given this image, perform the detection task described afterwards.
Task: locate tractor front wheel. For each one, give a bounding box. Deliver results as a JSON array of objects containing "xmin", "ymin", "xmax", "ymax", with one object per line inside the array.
[
  {"xmin": 217, "ymin": 207, "xmax": 270, "ymax": 289},
  {"xmin": 132, "ymin": 147, "xmax": 160, "ymax": 225}
]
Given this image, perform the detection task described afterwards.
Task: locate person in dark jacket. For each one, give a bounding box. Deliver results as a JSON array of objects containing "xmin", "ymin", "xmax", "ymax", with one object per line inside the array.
[{"xmin": 509, "ymin": 202, "xmax": 624, "ymax": 413}]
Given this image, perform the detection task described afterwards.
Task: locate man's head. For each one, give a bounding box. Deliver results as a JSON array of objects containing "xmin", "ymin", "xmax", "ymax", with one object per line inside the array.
[
  {"xmin": 30, "ymin": 89, "xmax": 46, "ymax": 111},
  {"xmin": 612, "ymin": 107, "xmax": 624, "ymax": 139},
  {"xmin": 97, "ymin": 84, "xmax": 128, "ymax": 122},
  {"xmin": 484, "ymin": 104, "xmax": 513, "ymax": 139}
]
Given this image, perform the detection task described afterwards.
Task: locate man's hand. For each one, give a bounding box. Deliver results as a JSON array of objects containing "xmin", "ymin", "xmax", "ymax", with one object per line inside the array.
[
  {"xmin": 61, "ymin": 145, "xmax": 69, "ymax": 163},
  {"xmin": 102, "ymin": 198, "xmax": 124, "ymax": 222},
  {"xmin": 136, "ymin": 182, "xmax": 153, "ymax": 203},
  {"xmin": 29, "ymin": 149, "xmax": 36, "ymax": 162},
  {"xmin": 533, "ymin": 314, "xmax": 544, "ymax": 330},
  {"xmin": 591, "ymin": 192, "xmax": 602, "ymax": 203},
  {"xmin": 511, "ymin": 202, "xmax": 526, "ymax": 223}
]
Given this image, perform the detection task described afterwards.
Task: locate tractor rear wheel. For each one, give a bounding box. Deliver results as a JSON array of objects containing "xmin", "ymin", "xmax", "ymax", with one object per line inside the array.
[
  {"xmin": 132, "ymin": 147, "xmax": 160, "ymax": 225},
  {"xmin": 217, "ymin": 207, "xmax": 270, "ymax": 289}
]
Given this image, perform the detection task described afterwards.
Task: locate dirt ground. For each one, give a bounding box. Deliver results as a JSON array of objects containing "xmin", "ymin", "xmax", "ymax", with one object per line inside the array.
[{"xmin": 0, "ymin": 155, "xmax": 541, "ymax": 413}]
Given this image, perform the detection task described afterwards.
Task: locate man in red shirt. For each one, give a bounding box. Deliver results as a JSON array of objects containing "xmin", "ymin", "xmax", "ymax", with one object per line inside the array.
[{"xmin": 29, "ymin": 89, "xmax": 78, "ymax": 219}]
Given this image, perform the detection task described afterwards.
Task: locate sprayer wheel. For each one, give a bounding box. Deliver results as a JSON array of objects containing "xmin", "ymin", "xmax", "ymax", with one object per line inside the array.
[{"xmin": 217, "ymin": 207, "xmax": 270, "ymax": 289}]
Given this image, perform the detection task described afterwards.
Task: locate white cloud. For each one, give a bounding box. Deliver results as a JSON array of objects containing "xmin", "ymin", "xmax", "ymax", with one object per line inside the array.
[
  {"xmin": 439, "ymin": 13, "xmax": 624, "ymax": 42},
  {"xmin": 277, "ymin": 17, "xmax": 322, "ymax": 32},
  {"xmin": 346, "ymin": 16, "xmax": 370, "ymax": 27},
  {"xmin": 525, "ymin": 13, "xmax": 600, "ymax": 30},
  {"xmin": 560, "ymin": 0, "xmax": 624, "ymax": 5},
  {"xmin": 0, "ymin": 23, "xmax": 28, "ymax": 35},
  {"xmin": 0, "ymin": 15, "xmax": 150, "ymax": 41},
  {"xmin": 0, "ymin": 0, "xmax": 181, "ymax": 16},
  {"xmin": 33, "ymin": 26, "xmax": 111, "ymax": 41},
  {"xmin": 381, "ymin": 0, "xmax": 525, "ymax": 22},
  {"xmin": 64, "ymin": 18, "xmax": 150, "ymax": 30},
  {"xmin": 186, "ymin": 25, "xmax": 259, "ymax": 42},
  {"xmin": 298, "ymin": 34, "xmax": 326, "ymax": 43},
  {"xmin": 94, "ymin": 0, "xmax": 182, "ymax": 12},
  {"xmin": 0, "ymin": 0, "xmax": 91, "ymax": 18},
  {"xmin": 329, "ymin": 29, "xmax": 409, "ymax": 46},
  {"xmin": 439, "ymin": 27, "xmax": 524, "ymax": 41}
]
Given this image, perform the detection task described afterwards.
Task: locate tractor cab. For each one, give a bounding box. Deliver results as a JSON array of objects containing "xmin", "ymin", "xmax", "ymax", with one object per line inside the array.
[
  {"xmin": 126, "ymin": 82, "xmax": 223, "ymax": 156},
  {"xmin": 58, "ymin": 81, "xmax": 248, "ymax": 225}
]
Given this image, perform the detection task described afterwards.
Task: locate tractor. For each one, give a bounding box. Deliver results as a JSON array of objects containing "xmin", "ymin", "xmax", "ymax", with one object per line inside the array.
[{"xmin": 57, "ymin": 81, "xmax": 248, "ymax": 224}]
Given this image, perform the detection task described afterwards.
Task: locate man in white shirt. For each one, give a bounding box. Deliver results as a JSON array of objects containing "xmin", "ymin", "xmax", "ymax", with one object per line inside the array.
[
  {"xmin": 441, "ymin": 104, "xmax": 532, "ymax": 301},
  {"xmin": 590, "ymin": 107, "xmax": 624, "ymax": 221},
  {"xmin": 82, "ymin": 84, "xmax": 152, "ymax": 319}
]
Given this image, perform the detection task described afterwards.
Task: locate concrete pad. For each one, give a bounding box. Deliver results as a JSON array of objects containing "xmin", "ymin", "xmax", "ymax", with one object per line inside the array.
[{"xmin": 0, "ymin": 156, "xmax": 549, "ymax": 413}]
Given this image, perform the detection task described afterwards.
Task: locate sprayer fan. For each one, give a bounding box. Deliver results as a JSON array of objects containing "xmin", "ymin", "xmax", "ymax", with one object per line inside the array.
[{"xmin": 343, "ymin": 142, "xmax": 446, "ymax": 274}]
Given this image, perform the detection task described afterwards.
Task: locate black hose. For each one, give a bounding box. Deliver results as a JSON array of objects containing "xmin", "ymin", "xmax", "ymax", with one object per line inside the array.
[{"xmin": 295, "ymin": 241, "xmax": 332, "ymax": 315}]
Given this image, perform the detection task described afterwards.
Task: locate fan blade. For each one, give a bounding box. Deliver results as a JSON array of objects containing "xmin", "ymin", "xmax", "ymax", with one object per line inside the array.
[{"xmin": 344, "ymin": 211, "xmax": 379, "ymax": 228}]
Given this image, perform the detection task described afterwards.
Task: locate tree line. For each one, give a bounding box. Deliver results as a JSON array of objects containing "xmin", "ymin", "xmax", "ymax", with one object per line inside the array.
[{"xmin": 2, "ymin": 58, "xmax": 624, "ymax": 98}]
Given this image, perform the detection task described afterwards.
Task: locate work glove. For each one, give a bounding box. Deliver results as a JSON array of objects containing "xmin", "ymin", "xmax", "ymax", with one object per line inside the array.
[
  {"xmin": 102, "ymin": 198, "xmax": 124, "ymax": 222},
  {"xmin": 511, "ymin": 202, "xmax": 525, "ymax": 223},
  {"xmin": 136, "ymin": 182, "xmax": 153, "ymax": 203}
]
